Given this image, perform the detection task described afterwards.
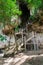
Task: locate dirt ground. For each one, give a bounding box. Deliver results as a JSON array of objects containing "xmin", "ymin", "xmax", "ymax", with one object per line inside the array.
[
  {"xmin": 21, "ymin": 56, "xmax": 43, "ymax": 65},
  {"xmin": 0, "ymin": 53, "xmax": 43, "ymax": 65}
]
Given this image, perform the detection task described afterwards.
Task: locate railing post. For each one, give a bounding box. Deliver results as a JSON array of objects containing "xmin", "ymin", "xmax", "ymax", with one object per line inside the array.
[{"xmin": 24, "ymin": 37, "xmax": 27, "ymax": 52}]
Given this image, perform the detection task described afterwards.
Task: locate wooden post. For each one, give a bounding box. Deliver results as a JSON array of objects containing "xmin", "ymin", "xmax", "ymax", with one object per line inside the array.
[
  {"xmin": 15, "ymin": 32, "xmax": 18, "ymax": 53},
  {"xmin": 33, "ymin": 31, "xmax": 36, "ymax": 51},
  {"xmin": 22, "ymin": 29, "xmax": 23, "ymax": 44},
  {"xmin": 24, "ymin": 37, "xmax": 27, "ymax": 51},
  {"xmin": 36, "ymin": 33, "xmax": 39, "ymax": 50}
]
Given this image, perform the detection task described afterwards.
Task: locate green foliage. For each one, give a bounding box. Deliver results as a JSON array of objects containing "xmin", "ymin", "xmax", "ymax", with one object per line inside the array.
[
  {"xmin": 0, "ymin": 0, "xmax": 43, "ymax": 24},
  {"xmin": 0, "ymin": 0, "xmax": 21, "ymax": 23},
  {"xmin": 25, "ymin": 0, "xmax": 42, "ymax": 8},
  {"xmin": 29, "ymin": 16, "xmax": 35, "ymax": 21},
  {"xmin": 39, "ymin": 0, "xmax": 43, "ymax": 10},
  {"xmin": 25, "ymin": 0, "xmax": 42, "ymax": 15},
  {"xmin": 0, "ymin": 34, "xmax": 6, "ymax": 41}
]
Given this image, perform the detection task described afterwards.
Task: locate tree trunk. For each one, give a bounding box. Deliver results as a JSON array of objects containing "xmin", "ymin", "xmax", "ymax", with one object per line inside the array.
[{"xmin": 17, "ymin": 0, "xmax": 30, "ymax": 28}]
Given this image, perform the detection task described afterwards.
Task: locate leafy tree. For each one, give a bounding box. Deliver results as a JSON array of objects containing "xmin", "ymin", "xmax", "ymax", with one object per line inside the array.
[
  {"xmin": 0, "ymin": 0, "xmax": 21, "ymax": 24},
  {"xmin": 24, "ymin": 0, "xmax": 42, "ymax": 15}
]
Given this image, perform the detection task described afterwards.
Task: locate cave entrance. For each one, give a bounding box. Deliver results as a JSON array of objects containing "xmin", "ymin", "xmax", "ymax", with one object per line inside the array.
[{"xmin": 18, "ymin": 1, "xmax": 30, "ymax": 28}]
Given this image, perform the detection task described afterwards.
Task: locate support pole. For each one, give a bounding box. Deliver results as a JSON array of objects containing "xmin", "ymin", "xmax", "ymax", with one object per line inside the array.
[
  {"xmin": 22, "ymin": 29, "xmax": 24, "ymax": 44},
  {"xmin": 24, "ymin": 37, "xmax": 27, "ymax": 51},
  {"xmin": 33, "ymin": 31, "xmax": 36, "ymax": 51}
]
